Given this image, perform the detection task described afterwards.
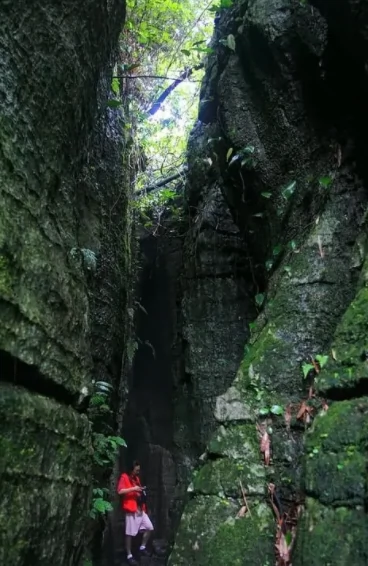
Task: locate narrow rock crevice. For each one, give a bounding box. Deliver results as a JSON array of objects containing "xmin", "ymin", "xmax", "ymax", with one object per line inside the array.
[
  {"xmin": 0, "ymin": 350, "xmax": 83, "ymax": 410},
  {"xmin": 325, "ymin": 378, "xmax": 368, "ymax": 401}
]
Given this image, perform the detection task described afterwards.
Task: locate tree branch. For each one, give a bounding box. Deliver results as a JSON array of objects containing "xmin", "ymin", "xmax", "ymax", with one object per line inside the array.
[
  {"xmin": 146, "ymin": 63, "xmax": 204, "ymax": 116},
  {"xmin": 135, "ymin": 168, "xmax": 186, "ymax": 197},
  {"xmin": 115, "ymin": 74, "xmax": 201, "ymax": 82}
]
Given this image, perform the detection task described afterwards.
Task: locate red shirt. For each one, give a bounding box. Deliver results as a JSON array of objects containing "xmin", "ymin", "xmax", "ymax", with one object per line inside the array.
[{"xmin": 117, "ymin": 473, "xmax": 146, "ymax": 513}]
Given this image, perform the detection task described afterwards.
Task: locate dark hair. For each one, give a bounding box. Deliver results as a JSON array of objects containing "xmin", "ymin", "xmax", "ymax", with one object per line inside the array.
[{"xmin": 130, "ymin": 460, "xmax": 140, "ymax": 472}]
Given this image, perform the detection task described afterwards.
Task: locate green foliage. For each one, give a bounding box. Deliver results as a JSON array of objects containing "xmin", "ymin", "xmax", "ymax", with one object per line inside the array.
[
  {"xmin": 248, "ymin": 363, "xmax": 264, "ymax": 402},
  {"xmin": 121, "ymin": 0, "xmax": 220, "ymax": 190},
  {"xmin": 88, "ymin": 381, "xmax": 127, "ymax": 521},
  {"xmin": 229, "ymin": 145, "xmax": 256, "ymax": 168},
  {"xmin": 92, "ymin": 433, "xmax": 127, "ymax": 467},
  {"xmin": 89, "ymin": 381, "xmax": 113, "ymax": 416},
  {"xmin": 133, "ymin": 187, "xmax": 182, "ymax": 232},
  {"xmin": 316, "ymin": 354, "xmax": 329, "ymax": 368},
  {"xmin": 255, "ymin": 293, "xmax": 265, "ymax": 308},
  {"xmin": 302, "ymin": 355, "xmax": 329, "ymax": 379},
  {"xmin": 259, "ymin": 405, "xmax": 284, "ymax": 417},
  {"xmin": 208, "ymin": 0, "xmax": 234, "ymax": 12},
  {"xmin": 90, "ymin": 488, "xmax": 114, "ymax": 519},
  {"xmin": 318, "ymin": 175, "xmax": 333, "ymax": 189},
  {"xmin": 271, "ymin": 405, "xmax": 284, "ymax": 416},
  {"xmin": 111, "ymin": 77, "xmax": 120, "ymax": 95},
  {"xmin": 302, "ymin": 362, "xmax": 314, "ymax": 379},
  {"xmin": 107, "ymin": 99, "xmax": 122, "ymax": 108},
  {"xmin": 282, "ymin": 180, "xmax": 296, "ymax": 200}
]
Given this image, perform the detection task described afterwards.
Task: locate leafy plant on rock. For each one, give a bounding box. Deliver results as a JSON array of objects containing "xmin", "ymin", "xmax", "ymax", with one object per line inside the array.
[
  {"xmin": 89, "ymin": 380, "xmax": 127, "ymax": 520},
  {"xmin": 90, "ymin": 488, "xmax": 114, "ymax": 520}
]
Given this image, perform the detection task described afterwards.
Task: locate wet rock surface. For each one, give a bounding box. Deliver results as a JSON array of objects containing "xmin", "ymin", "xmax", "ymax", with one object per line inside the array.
[
  {"xmin": 2, "ymin": 0, "xmax": 368, "ymax": 564},
  {"xmin": 0, "ymin": 1, "xmax": 130, "ymax": 564},
  {"xmin": 167, "ymin": 0, "xmax": 368, "ymax": 565}
]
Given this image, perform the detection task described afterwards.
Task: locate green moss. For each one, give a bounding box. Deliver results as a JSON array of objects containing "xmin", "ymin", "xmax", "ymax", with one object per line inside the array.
[
  {"xmin": 294, "ymin": 499, "xmax": 368, "ymax": 566},
  {"xmin": 235, "ymin": 320, "xmax": 294, "ymax": 407},
  {"xmin": 0, "ymin": 254, "xmax": 13, "ymax": 297},
  {"xmin": 168, "ymin": 495, "xmax": 274, "ymax": 566},
  {"xmin": 205, "ymin": 507, "xmax": 274, "ymax": 566},
  {"xmin": 306, "ymin": 449, "xmax": 365, "ymax": 506},
  {"xmin": 207, "ymin": 423, "xmax": 259, "ymax": 459},
  {"xmin": 304, "ymin": 398, "xmax": 368, "ymax": 507},
  {"xmin": 317, "ymin": 285, "xmax": 368, "ymax": 393},
  {"xmin": 193, "ymin": 455, "xmax": 266, "ymax": 497},
  {"xmin": 0, "ymin": 385, "xmax": 92, "ymax": 565}
]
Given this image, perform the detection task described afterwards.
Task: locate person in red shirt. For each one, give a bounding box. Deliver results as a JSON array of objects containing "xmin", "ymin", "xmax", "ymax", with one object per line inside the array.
[{"xmin": 117, "ymin": 460, "xmax": 154, "ymax": 566}]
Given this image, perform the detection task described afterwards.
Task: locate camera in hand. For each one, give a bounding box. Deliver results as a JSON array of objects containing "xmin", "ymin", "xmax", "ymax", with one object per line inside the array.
[{"xmin": 137, "ymin": 488, "xmax": 147, "ymax": 507}]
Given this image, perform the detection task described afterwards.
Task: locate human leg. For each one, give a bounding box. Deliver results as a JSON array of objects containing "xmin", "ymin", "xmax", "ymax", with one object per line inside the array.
[
  {"xmin": 125, "ymin": 513, "xmax": 139, "ymax": 565},
  {"xmin": 139, "ymin": 513, "xmax": 154, "ymax": 555},
  {"xmin": 141, "ymin": 529, "xmax": 151, "ymax": 547},
  {"xmin": 126, "ymin": 535, "xmax": 133, "ymax": 556}
]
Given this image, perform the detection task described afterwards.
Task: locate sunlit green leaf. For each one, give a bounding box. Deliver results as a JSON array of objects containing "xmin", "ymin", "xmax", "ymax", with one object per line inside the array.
[
  {"xmin": 270, "ymin": 405, "xmax": 284, "ymax": 415},
  {"xmin": 111, "ymin": 77, "xmax": 120, "ymax": 95},
  {"xmin": 316, "ymin": 354, "xmax": 329, "ymax": 368},
  {"xmin": 319, "ymin": 175, "xmax": 333, "ymax": 188},
  {"xmin": 302, "ymin": 363, "xmax": 314, "ymax": 379},
  {"xmin": 259, "ymin": 407, "xmax": 270, "ymax": 416},
  {"xmin": 282, "ymin": 180, "xmax": 296, "ymax": 200}
]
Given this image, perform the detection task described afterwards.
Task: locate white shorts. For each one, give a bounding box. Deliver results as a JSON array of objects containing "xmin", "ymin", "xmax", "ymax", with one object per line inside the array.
[{"xmin": 125, "ymin": 511, "xmax": 154, "ymax": 537}]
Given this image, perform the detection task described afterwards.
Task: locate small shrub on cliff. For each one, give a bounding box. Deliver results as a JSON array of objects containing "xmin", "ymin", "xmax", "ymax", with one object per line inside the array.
[{"xmin": 89, "ymin": 380, "xmax": 127, "ymax": 519}]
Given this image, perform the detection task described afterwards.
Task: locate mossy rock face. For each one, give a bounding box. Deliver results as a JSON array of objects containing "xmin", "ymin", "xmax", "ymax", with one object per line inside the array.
[
  {"xmin": 295, "ymin": 397, "xmax": 368, "ymax": 564},
  {"xmin": 168, "ymin": 495, "xmax": 274, "ymax": 566},
  {"xmin": 0, "ymin": 384, "xmax": 92, "ymax": 565},
  {"xmin": 0, "ymin": 253, "xmax": 13, "ymax": 298},
  {"xmin": 172, "ymin": 0, "xmax": 368, "ymax": 562},
  {"xmin": 316, "ymin": 283, "xmax": 368, "ymax": 394},
  {"xmin": 0, "ymin": 0, "xmax": 128, "ymax": 562},
  {"xmin": 173, "ymin": 182, "xmax": 367, "ymax": 563},
  {"xmin": 304, "ymin": 398, "xmax": 368, "ymax": 507},
  {"xmin": 192, "ymin": 456, "xmax": 266, "ymax": 498},
  {"xmin": 294, "ymin": 499, "xmax": 368, "ymax": 566},
  {"xmin": 207, "ymin": 424, "xmax": 259, "ymax": 459}
]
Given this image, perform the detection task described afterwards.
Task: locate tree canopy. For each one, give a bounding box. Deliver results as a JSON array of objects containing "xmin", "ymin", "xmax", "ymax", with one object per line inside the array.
[{"xmin": 112, "ymin": 0, "xmax": 233, "ymax": 192}]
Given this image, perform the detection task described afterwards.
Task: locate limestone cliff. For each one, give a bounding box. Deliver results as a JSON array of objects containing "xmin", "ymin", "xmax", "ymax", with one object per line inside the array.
[
  {"xmin": 167, "ymin": 0, "xmax": 368, "ymax": 564},
  {"xmin": 0, "ymin": 1, "xmax": 130, "ymax": 565}
]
